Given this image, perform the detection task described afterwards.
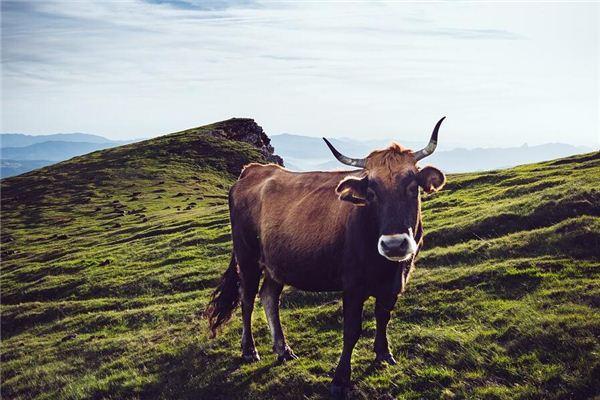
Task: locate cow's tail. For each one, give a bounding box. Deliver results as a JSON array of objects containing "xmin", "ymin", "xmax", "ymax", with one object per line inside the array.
[{"xmin": 204, "ymin": 253, "xmax": 240, "ymax": 338}]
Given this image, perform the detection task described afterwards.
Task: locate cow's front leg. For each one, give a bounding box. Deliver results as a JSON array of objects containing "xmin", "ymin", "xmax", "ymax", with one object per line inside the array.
[
  {"xmin": 331, "ymin": 291, "xmax": 365, "ymax": 399},
  {"xmin": 373, "ymin": 297, "xmax": 397, "ymax": 365}
]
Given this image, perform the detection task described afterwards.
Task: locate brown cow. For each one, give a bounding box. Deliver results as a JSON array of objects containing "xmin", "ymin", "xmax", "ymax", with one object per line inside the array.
[{"xmin": 206, "ymin": 117, "xmax": 447, "ymax": 398}]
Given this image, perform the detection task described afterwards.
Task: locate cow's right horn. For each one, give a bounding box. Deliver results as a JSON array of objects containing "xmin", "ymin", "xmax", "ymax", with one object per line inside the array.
[{"xmin": 323, "ymin": 138, "xmax": 367, "ymax": 168}]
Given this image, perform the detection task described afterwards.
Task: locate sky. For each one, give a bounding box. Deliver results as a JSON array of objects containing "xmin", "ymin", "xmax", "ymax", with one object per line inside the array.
[{"xmin": 1, "ymin": 0, "xmax": 599, "ymax": 148}]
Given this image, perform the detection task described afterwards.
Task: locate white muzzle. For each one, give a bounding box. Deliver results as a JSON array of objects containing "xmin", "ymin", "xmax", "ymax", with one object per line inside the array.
[{"xmin": 377, "ymin": 229, "xmax": 417, "ymax": 262}]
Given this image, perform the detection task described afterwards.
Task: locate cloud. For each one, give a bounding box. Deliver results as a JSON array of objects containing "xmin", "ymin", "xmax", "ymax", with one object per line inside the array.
[
  {"xmin": 143, "ymin": 0, "xmax": 257, "ymax": 11},
  {"xmin": 1, "ymin": 1, "xmax": 597, "ymax": 147}
]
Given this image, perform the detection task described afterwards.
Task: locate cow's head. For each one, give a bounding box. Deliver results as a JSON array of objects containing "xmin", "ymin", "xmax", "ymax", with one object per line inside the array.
[{"xmin": 324, "ymin": 117, "xmax": 446, "ymax": 262}]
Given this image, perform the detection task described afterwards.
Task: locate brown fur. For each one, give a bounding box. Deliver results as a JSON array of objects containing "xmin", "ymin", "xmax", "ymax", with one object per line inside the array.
[
  {"xmin": 365, "ymin": 142, "xmax": 415, "ymax": 171},
  {"xmin": 205, "ymin": 143, "xmax": 446, "ymax": 395}
]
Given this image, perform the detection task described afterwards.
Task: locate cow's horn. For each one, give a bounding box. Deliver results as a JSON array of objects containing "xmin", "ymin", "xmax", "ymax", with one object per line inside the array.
[
  {"xmin": 323, "ymin": 138, "xmax": 367, "ymax": 168},
  {"xmin": 413, "ymin": 116, "xmax": 445, "ymax": 161}
]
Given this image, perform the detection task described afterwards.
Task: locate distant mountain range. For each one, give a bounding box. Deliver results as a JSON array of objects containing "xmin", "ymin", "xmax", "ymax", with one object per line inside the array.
[
  {"xmin": 0, "ymin": 132, "xmax": 126, "ymax": 147},
  {"xmin": 270, "ymin": 133, "xmax": 594, "ymax": 173},
  {"xmin": 0, "ymin": 159, "xmax": 55, "ymax": 178},
  {"xmin": 1, "ymin": 141, "xmax": 124, "ymax": 161},
  {"xmin": 0, "ymin": 131, "xmax": 594, "ymax": 178},
  {"xmin": 0, "ymin": 133, "xmax": 141, "ymax": 178}
]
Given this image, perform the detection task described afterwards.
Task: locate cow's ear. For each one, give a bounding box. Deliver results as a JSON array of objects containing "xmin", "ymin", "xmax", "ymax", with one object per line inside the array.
[
  {"xmin": 336, "ymin": 175, "xmax": 369, "ymax": 206},
  {"xmin": 416, "ymin": 166, "xmax": 446, "ymax": 193}
]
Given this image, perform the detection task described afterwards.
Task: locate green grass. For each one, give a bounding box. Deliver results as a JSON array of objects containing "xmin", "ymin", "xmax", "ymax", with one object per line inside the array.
[{"xmin": 1, "ymin": 120, "xmax": 599, "ymax": 400}]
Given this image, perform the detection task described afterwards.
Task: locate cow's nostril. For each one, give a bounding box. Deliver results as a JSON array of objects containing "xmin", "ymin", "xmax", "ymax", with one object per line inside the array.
[
  {"xmin": 397, "ymin": 238, "xmax": 408, "ymax": 251},
  {"xmin": 381, "ymin": 238, "xmax": 407, "ymax": 254}
]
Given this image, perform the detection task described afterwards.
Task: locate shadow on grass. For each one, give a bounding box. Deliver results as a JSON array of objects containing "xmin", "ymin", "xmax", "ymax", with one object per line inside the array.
[
  {"xmin": 281, "ymin": 289, "xmax": 341, "ymax": 308},
  {"xmin": 140, "ymin": 342, "xmax": 330, "ymax": 400},
  {"xmin": 425, "ymin": 192, "xmax": 599, "ymax": 249}
]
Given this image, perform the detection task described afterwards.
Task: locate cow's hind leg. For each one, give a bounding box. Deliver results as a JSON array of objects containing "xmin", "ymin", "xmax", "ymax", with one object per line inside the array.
[
  {"xmin": 239, "ymin": 258, "xmax": 262, "ymax": 362},
  {"xmin": 260, "ymin": 275, "xmax": 297, "ymax": 362}
]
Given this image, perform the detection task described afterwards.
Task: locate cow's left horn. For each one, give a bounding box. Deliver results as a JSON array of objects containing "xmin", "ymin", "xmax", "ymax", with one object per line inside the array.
[
  {"xmin": 413, "ymin": 116, "xmax": 445, "ymax": 161},
  {"xmin": 323, "ymin": 138, "xmax": 366, "ymax": 168}
]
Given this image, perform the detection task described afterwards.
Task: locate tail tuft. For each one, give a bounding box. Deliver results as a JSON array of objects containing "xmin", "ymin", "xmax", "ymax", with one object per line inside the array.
[{"xmin": 204, "ymin": 254, "xmax": 241, "ymax": 338}]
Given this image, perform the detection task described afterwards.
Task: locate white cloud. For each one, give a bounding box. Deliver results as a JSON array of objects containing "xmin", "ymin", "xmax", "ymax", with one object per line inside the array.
[{"xmin": 1, "ymin": 0, "xmax": 598, "ymax": 148}]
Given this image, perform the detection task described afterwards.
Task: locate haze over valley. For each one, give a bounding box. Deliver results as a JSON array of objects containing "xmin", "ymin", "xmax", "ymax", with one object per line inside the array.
[{"xmin": 1, "ymin": 130, "xmax": 592, "ymax": 178}]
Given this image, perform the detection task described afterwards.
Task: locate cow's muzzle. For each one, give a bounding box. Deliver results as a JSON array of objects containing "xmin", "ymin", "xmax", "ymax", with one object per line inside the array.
[{"xmin": 377, "ymin": 232, "xmax": 417, "ymax": 262}]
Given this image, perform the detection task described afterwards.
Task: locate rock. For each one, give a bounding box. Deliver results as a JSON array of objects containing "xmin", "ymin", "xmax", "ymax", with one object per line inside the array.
[{"xmin": 206, "ymin": 118, "xmax": 284, "ymax": 165}]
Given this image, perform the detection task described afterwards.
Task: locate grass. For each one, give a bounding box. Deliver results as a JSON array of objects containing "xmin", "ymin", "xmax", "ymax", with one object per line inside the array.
[{"xmin": 1, "ymin": 120, "xmax": 599, "ymax": 399}]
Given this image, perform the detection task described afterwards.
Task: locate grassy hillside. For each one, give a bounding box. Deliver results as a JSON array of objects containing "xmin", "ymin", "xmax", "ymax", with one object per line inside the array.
[{"xmin": 1, "ymin": 120, "xmax": 599, "ymax": 400}]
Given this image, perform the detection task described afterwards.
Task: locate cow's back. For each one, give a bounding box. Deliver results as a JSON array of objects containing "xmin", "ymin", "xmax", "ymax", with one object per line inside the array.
[{"xmin": 229, "ymin": 163, "xmax": 361, "ymax": 290}]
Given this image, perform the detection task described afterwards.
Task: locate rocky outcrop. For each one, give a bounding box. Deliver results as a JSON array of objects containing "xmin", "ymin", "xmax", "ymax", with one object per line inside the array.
[{"xmin": 208, "ymin": 118, "xmax": 284, "ymax": 166}]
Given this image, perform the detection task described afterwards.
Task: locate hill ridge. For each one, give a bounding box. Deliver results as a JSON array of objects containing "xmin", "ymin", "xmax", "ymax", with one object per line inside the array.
[{"xmin": 1, "ymin": 120, "xmax": 598, "ymax": 400}]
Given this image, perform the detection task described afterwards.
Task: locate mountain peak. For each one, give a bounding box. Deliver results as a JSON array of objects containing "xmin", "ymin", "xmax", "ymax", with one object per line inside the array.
[{"xmin": 205, "ymin": 118, "xmax": 283, "ymax": 166}]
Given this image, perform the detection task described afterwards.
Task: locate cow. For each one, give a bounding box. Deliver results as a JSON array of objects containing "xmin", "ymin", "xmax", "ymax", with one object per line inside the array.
[{"xmin": 205, "ymin": 117, "xmax": 447, "ymax": 398}]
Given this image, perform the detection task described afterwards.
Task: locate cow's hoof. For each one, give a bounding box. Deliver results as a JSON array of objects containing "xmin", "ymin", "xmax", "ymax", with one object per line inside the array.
[
  {"xmin": 375, "ymin": 353, "xmax": 397, "ymax": 366},
  {"xmin": 241, "ymin": 350, "xmax": 260, "ymax": 363},
  {"xmin": 329, "ymin": 384, "xmax": 351, "ymax": 400},
  {"xmin": 276, "ymin": 348, "xmax": 298, "ymax": 363}
]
